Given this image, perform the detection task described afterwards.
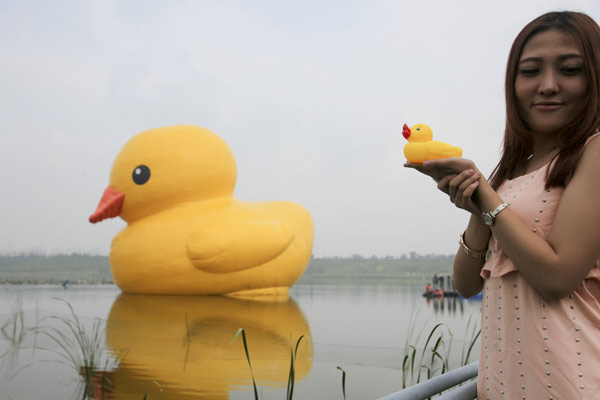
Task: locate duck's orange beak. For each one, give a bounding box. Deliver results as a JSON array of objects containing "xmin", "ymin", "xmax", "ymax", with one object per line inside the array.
[
  {"xmin": 402, "ymin": 123, "xmax": 411, "ymax": 139},
  {"xmin": 89, "ymin": 186, "xmax": 124, "ymax": 223}
]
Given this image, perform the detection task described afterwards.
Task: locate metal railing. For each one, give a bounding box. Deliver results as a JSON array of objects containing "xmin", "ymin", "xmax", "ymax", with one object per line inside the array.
[{"xmin": 377, "ymin": 361, "xmax": 478, "ymax": 400}]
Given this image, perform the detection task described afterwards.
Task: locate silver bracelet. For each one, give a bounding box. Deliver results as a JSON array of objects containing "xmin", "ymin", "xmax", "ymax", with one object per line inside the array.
[{"xmin": 459, "ymin": 231, "xmax": 488, "ymax": 260}]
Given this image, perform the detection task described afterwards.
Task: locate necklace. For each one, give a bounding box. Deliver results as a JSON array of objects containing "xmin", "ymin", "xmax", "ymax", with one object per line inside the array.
[{"xmin": 526, "ymin": 146, "xmax": 558, "ymax": 172}]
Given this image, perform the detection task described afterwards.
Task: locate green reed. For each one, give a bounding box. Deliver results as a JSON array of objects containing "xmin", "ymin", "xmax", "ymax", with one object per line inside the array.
[
  {"xmin": 231, "ymin": 328, "xmax": 260, "ymax": 399},
  {"xmin": 460, "ymin": 312, "xmax": 481, "ymax": 366},
  {"xmin": 0, "ymin": 290, "xmax": 36, "ymax": 378},
  {"xmin": 232, "ymin": 328, "xmax": 316, "ymax": 400},
  {"xmin": 401, "ymin": 308, "xmax": 481, "ymax": 389},
  {"xmin": 335, "ymin": 366, "xmax": 347, "ymax": 400},
  {"xmin": 39, "ymin": 298, "xmax": 122, "ymax": 400}
]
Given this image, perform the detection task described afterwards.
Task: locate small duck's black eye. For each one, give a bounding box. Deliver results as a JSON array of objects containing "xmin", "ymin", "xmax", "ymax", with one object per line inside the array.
[
  {"xmin": 417, "ymin": 127, "xmax": 421, "ymax": 131},
  {"xmin": 132, "ymin": 165, "xmax": 151, "ymax": 185}
]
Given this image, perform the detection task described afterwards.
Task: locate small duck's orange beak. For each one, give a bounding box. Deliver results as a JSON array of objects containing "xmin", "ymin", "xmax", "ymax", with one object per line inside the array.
[
  {"xmin": 89, "ymin": 186, "xmax": 124, "ymax": 223},
  {"xmin": 402, "ymin": 123, "xmax": 411, "ymax": 139}
]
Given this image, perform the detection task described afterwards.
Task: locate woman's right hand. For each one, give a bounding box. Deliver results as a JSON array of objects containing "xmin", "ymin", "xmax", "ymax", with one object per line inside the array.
[
  {"xmin": 404, "ymin": 157, "xmax": 484, "ymax": 215},
  {"xmin": 404, "ymin": 157, "xmax": 479, "ymax": 183},
  {"xmin": 436, "ymin": 169, "xmax": 482, "ymax": 216}
]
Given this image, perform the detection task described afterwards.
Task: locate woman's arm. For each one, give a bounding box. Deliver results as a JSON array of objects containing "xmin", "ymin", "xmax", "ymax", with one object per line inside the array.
[
  {"xmin": 476, "ymin": 137, "xmax": 600, "ymax": 301},
  {"xmin": 406, "ymin": 159, "xmax": 490, "ymax": 297},
  {"xmin": 453, "ymin": 214, "xmax": 490, "ymax": 297},
  {"xmin": 406, "ymin": 160, "xmax": 488, "ymax": 297}
]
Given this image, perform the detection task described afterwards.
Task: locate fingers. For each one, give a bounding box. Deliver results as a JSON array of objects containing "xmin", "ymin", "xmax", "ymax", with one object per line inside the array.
[
  {"xmin": 448, "ymin": 169, "xmax": 481, "ymax": 204},
  {"xmin": 424, "ymin": 158, "xmax": 478, "ymax": 175},
  {"xmin": 405, "ymin": 158, "xmax": 483, "ymax": 215},
  {"xmin": 437, "ymin": 174, "xmax": 457, "ymax": 194},
  {"xmin": 461, "ymin": 179, "xmax": 480, "ymax": 199},
  {"xmin": 403, "ymin": 162, "xmax": 424, "ymax": 172}
]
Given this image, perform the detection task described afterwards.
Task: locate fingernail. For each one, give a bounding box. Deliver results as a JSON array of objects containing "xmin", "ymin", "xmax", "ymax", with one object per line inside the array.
[{"xmin": 467, "ymin": 169, "xmax": 474, "ymax": 175}]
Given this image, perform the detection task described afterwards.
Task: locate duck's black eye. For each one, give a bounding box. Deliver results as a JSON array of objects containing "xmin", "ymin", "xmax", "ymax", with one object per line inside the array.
[{"xmin": 132, "ymin": 165, "xmax": 151, "ymax": 185}]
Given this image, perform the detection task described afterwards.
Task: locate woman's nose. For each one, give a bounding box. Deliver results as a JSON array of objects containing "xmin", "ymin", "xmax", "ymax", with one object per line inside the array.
[{"xmin": 538, "ymin": 69, "xmax": 560, "ymax": 96}]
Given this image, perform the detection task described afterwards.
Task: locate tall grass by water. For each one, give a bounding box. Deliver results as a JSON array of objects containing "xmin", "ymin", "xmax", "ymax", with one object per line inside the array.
[
  {"xmin": 232, "ymin": 328, "xmax": 320, "ymax": 400},
  {"xmin": 40, "ymin": 298, "xmax": 122, "ymax": 400},
  {"xmin": 231, "ymin": 315, "xmax": 480, "ymax": 399},
  {"xmin": 0, "ymin": 296, "xmax": 121, "ymax": 400},
  {"xmin": 0, "ymin": 290, "xmax": 37, "ymax": 379},
  {"xmin": 401, "ymin": 308, "xmax": 481, "ymax": 389}
]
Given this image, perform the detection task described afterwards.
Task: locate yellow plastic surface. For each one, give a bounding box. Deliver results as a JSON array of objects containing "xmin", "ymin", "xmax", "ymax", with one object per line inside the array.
[
  {"xmin": 105, "ymin": 294, "xmax": 313, "ymax": 399},
  {"xmin": 93, "ymin": 125, "xmax": 314, "ymax": 294},
  {"xmin": 403, "ymin": 123, "xmax": 462, "ymax": 163}
]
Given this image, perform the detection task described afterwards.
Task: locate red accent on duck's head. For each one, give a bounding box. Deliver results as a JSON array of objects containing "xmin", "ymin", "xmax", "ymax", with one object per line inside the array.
[{"xmin": 402, "ymin": 123, "xmax": 411, "ymax": 139}]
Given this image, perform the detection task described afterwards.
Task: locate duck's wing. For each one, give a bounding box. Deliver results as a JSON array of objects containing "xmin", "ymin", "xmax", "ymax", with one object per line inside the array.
[
  {"xmin": 186, "ymin": 219, "xmax": 295, "ymax": 273},
  {"xmin": 426, "ymin": 141, "xmax": 463, "ymax": 159}
]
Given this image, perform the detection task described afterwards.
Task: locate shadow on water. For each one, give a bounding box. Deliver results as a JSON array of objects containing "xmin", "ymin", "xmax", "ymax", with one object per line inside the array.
[
  {"xmin": 101, "ymin": 294, "xmax": 313, "ymax": 399},
  {"xmin": 427, "ymin": 296, "xmax": 465, "ymax": 316}
]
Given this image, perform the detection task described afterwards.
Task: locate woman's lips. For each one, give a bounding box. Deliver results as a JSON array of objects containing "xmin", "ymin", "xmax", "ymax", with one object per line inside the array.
[{"xmin": 534, "ymin": 102, "xmax": 563, "ymax": 111}]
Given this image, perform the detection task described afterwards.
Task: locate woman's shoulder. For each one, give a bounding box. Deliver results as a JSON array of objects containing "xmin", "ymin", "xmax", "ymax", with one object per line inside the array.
[
  {"xmin": 568, "ymin": 131, "xmax": 600, "ymax": 186},
  {"xmin": 584, "ymin": 130, "xmax": 600, "ymax": 147},
  {"xmin": 580, "ymin": 131, "xmax": 600, "ymax": 163}
]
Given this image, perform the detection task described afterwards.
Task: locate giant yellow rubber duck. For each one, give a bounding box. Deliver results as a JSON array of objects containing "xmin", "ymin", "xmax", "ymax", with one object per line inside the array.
[
  {"xmin": 402, "ymin": 123, "xmax": 462, "ymax": 163},
  {"xmin": 89, "ymin": 125, "xmax": 314, "ymax": 295}
]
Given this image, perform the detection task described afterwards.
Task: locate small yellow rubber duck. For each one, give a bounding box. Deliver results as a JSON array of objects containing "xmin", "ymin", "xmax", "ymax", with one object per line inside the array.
[
  {"xmin": 402, "ymin": 123, "xmax": 462, "ymax": 163},
  {"xmin": 89, "ymin": 125, "xmax": 314, "ymax": 295}
]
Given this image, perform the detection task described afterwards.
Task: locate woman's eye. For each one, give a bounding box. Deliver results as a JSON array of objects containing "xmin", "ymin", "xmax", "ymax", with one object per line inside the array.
[
  {"xmin": 132, "ymin": 165, "xmax": 151, "ymax": 185},
  {"xmin": 518, "ymin": 68, "xmax": 538, "ymax": 76},
  {"xmin": 561, "ymin": 66, "xmax": 583, "ymax": 75}
]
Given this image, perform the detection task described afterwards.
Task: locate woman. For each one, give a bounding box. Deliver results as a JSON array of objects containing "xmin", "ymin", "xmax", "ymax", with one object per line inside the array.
[{"xmin": 405, "ymin": 11, "xmax": 600, "ymax": 398}]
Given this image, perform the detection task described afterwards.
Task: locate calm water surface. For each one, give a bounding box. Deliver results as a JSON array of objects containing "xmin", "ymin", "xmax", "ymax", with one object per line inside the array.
[{"xmin": 0, "ymin": 284, "xmax": 481, "ymax": 399}]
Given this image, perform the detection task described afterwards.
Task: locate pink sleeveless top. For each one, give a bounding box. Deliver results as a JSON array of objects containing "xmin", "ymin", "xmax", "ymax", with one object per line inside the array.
[{"xmin": 477, "ymin": 133, "xmax": 600, "ymax": 399}]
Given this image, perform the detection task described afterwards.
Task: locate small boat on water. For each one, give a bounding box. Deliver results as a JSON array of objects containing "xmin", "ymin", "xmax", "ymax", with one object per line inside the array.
[{"xmin": 422, "ymin": 289, "xmax": 444, "ymax": 298}]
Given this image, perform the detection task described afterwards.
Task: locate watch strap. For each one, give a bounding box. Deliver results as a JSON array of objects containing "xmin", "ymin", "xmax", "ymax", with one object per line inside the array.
[{"xmin": 482, "ymin": 202, "xmax": 509, "ymax": 225}]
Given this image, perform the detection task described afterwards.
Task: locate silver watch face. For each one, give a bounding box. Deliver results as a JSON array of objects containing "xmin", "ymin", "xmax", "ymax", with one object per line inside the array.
[{"xmin": 482, "ymin": 213, "xmax": 493, "ymax": 226}]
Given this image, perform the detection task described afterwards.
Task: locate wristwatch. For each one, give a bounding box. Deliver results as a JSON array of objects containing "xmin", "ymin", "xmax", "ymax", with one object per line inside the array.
[{"xmin": 481, "ymin": 202, "xmax": 509, "ymax": 226}]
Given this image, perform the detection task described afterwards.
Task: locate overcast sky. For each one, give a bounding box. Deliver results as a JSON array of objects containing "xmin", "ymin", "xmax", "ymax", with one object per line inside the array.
[{"xmin": 1, "ymin": 0, "xmax": 599, "ymax": 257}]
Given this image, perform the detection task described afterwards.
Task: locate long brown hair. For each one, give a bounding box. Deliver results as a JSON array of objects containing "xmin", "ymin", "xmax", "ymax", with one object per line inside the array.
[{"xmin": 489, "ymin": 11, "xmax": 600, "ymax": 190}]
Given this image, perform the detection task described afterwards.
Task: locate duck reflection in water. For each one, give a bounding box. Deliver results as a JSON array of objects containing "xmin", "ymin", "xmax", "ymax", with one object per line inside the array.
[{"xmin": 97, "ymin": 294, "xmax": 313, "ymax": 399}]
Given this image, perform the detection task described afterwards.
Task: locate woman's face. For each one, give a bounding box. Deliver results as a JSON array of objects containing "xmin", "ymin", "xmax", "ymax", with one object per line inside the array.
[{"xmin": 515, "ymin": 29, "xmax": 589, "ymax": 136}]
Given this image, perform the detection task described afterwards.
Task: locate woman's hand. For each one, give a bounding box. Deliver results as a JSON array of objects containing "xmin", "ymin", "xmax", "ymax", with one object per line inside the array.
[
  {"xmin": 403, "ymin": 157, "xmax": 478, "ymax": 182},
  {"xmin": 437, "ymin": 170, "xmax": 482, "ymax": 215},
  {"xmin": 404, "ymin": 157, "xmax": 483, "ymax": 215}
]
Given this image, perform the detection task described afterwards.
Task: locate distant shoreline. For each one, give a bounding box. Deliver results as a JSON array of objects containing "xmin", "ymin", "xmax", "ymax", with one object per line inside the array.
[
  {"xmin": 0, "ymin": 278, "xmax": 114, "ymax": 285},
  {"xmin": 0, "ymin": 253, "xmax": 454, "ymax": 286}
]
